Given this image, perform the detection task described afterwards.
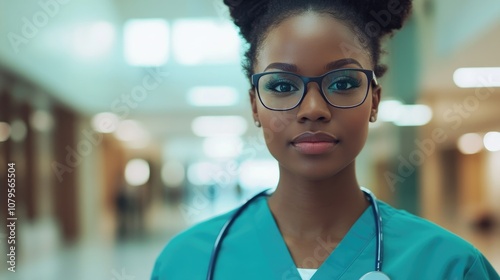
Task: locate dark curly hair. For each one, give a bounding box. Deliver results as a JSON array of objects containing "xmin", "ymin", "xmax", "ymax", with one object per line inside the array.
[{"xmin": 224, "ymin": 0, "xmax": 412, "ymax": 83}]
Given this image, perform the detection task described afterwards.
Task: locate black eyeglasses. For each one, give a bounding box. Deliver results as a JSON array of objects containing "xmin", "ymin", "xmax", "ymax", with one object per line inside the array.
[{"xmin": 251, "ymin": 68, "xmax": 378, "ymax": 111}]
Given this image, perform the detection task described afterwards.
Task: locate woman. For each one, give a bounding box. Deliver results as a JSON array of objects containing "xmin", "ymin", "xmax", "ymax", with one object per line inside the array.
[{"xmin": 151, "ymin": 0, "xmax": 500, "ymax": 279}]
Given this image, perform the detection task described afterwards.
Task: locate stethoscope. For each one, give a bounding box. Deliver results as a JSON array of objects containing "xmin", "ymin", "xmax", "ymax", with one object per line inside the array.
[{"xmin": 207, "ymin": 187, "xmax": 390, "ymax": 280}]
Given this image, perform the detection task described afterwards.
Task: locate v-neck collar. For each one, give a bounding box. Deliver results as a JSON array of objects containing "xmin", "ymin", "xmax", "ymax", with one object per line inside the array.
[{"xmin": 252, "ymin": 196, "xmax": 376, "ymax": 279}]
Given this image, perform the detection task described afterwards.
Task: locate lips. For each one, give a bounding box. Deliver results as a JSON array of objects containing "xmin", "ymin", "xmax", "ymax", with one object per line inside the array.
[
  {"xmin": 292, "ymin": 132, "xmax": 339, "ymax": 144},
  {"xmin": 291, "ymin": 132, "xmax": 339, "ymax": 155}
]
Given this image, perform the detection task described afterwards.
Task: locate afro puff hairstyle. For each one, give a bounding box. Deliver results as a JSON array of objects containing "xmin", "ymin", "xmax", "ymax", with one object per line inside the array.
[{"xmin": 224, "ymin": 0, "xmax": 412, "ymax": 82}]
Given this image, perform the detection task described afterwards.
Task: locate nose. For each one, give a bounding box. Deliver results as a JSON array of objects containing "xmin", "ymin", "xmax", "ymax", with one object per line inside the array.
[{"xmin": 296, "ymin": 83, "xmax": 332, "ymax": 122}]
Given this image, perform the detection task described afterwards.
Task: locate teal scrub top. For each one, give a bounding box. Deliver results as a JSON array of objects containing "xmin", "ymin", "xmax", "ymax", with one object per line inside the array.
[{"xmin": 151, "ymin": 196, "xmax": 500, "ymax": 280}]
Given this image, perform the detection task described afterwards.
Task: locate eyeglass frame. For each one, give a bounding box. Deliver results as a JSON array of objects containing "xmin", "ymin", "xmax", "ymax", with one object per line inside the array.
[{"xmin": 251, "ymin": 68, "xmax": 379, "ymax": 111}]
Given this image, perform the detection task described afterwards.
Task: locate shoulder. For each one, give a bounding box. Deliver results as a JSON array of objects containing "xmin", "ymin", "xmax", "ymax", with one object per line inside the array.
[
  {"xmin": 166, "ymin": 210, "xmax": 234, "ymax": 253},
  {"xmin": 379, "ymin": 200, "xmax": 472, "ymax": 249},
  {"xmin": 379, "ymin": 201, "xmax": 499, "ymax": 278},
  {"xmin": 151, "ymin": 209, "xmax": 235, "ymax": 280}
]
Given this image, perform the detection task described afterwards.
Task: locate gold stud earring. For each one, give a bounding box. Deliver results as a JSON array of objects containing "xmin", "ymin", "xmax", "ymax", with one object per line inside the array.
[{"xmin": 254, "ymin": 120, "xmax": 261, "ymax": 127}]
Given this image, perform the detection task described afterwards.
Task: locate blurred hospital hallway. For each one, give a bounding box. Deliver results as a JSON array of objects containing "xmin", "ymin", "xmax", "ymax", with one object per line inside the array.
[{"xmin": 1, "ymin": 0, "xmax": 500, "ymax": 279}]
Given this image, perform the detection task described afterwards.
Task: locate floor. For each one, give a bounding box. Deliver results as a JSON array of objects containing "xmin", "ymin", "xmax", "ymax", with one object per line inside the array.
[{"xmin": 0, "ymin": 235, "xmax": 170, "ymax": 280}]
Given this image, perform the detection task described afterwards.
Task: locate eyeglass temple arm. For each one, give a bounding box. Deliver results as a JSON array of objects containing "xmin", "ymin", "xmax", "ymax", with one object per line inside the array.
[{"xmin": 372, "ymin": 72, "xmax": 379, "ymax": 87}]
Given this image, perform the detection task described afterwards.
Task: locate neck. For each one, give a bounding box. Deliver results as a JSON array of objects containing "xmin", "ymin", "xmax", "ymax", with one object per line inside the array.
[{"xmin": 268, "ymin": 163, "xmax": 369, "ymax": 241}]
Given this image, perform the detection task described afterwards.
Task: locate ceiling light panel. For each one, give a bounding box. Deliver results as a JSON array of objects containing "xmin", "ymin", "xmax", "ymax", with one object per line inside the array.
[
  {"xmin": 124, "ymin": 19, "xmax": 169, "ymax": 66},
  {"xmin": 453, "ymin": 67, "xmax": 500, "ymax": 88},
  {"xmin": 191, "ymin": 116, "xmax": 247, "ymax": 137},
  {"xmin": 172, "ymin": 19, "xmax": 240, "ymax": 65},
  {"xmin": 187, "ymin": 86, "xmax": 239, "ymax": 107}
]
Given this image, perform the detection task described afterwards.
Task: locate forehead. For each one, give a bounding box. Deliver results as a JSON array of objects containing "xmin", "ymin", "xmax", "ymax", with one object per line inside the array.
[{"xmin": 256, "ymin": 12, "xmax": 372, "ymax": 74}]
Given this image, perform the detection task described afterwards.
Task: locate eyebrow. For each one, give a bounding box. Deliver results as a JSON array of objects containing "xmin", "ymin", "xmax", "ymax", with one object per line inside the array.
[
  {"xmin": 263, "ymin": 58, "xmax": 364, "ymax": 72},
  {"xmin": 264, "ymin": 63, "xmax": 297, "ymax": 72},
  {"xmin": 325, "ymin": 58, "xmax": 363, "ymax": 70}
]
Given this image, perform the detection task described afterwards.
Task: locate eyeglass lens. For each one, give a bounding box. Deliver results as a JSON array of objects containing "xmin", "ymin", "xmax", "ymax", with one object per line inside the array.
[{"xmin": 257, "ymin": 69, "xmax": 369, "ymax": 110}]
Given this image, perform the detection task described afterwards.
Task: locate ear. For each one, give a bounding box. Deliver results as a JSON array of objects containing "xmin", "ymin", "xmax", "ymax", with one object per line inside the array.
[
  {"xmin": 249, "ymin": 88, "xmax": 259, "ymax": 122},
  {"xmin": 371, "ymin": 85, "xmax": 381, "ymax": 119}
]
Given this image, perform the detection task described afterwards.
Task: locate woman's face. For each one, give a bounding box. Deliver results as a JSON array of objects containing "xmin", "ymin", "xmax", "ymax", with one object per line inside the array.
[{"xmin": 251, "ymin": 12, "xmax": 380, "ymax": 181}]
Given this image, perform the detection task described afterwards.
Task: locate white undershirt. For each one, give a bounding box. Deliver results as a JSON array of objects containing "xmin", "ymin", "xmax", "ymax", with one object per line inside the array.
[{"xmin": 297, "ymin": 268, "xmax": 317, "ymax": 280}]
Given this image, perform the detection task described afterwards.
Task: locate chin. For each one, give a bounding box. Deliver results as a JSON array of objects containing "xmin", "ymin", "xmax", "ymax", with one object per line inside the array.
[{"xmin": 286, "ymin": 163, "xmax": 351, "ymax": 182}]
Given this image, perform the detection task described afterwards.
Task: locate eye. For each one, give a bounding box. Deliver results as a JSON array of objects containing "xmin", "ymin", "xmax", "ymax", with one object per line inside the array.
[
  {"xmin": 328, "ymin": 77, "xmax": 361, "ymax": 91},
  {"xmin": 265, "ymin": 80, "xmax": 299, "ymax": 93},
  {"xmin": 274, "ymin": 82, "xmax": 297, "ymax": 92}
]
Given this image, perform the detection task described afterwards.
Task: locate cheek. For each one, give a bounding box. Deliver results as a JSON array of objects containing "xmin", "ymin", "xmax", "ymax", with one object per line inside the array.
[
  {"xmin": 337, "ymin": 106, "xmax": 370, "ymax": 143},
  {"xmin": 257, "ymin": 105, "xmax": 295, "ymax": 147}
]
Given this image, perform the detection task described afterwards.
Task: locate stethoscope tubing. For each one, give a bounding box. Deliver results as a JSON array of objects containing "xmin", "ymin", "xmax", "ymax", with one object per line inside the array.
[
  {"xmin": 206, "ymin": 189, "xmax": 270, "ymax": 280},
  {"xmin": 361, "ymin": 187, "xmax": 383, "ymax": 272},
  {"xmin": 206, "ymin": 188, "xmax": 384, "ymax": 280}
]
